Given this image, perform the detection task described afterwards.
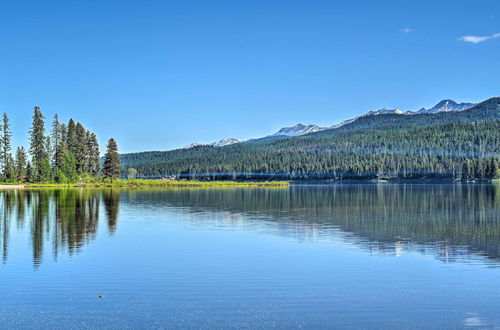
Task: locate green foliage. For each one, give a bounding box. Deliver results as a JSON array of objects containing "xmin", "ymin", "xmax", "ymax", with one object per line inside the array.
[
  {"xmin": 121, "ymin": 98, "xmax": 500, "ymax": 181},
  {"xmin": 51, "ymin": 114, "xmax": 62, "ymax": 163},
  {"xmin": 53, "ymin": 167, "xmax": 68, "ymax": 184},
  {"xmin": 38, "ymin": 158, "xmax": 52, "ymax": 183},
  {"xmin": 103, "ymin": 138, "xmax": 120, "ymax": 181},
  {"xmin": 121, "ymin": 121, "xmax": 500, "ymax": 180},
  {"xmin": 26, "ymin": 162, "xmax": 34, "ymax": 183},
  {"xmin": 489, "ymin": 158, "xmax": 499, "ymax": 179},
  {"xmin": 54, "ymin": 141, "xmax": 67, "ymax": 169},
  {"xmin": 60, "ymin": 151, "xmax": 78, "ymax": 183},
  {"xmin": 66, "ymin": 119, "xmax": 77, "ymax": 154},
  {"xmin": 29, "ymin": 106, "xmax": 47, "ymax": 180},
  {"xmin": 0, "ymin": 113, "xmax": 12, "ymax": 180},
  {"xmin": 78, "ymin": 173, "xmax": 100, "ymax": 184},
  {"xmin": 0, "ymin": 106, "xmax": 110, "ymax": 185},
  {"xmin": 75, "ymin": 122, "xmax": 88, "ymax": 174},
  {"xmin": 87, "ymin": 132, "xmax": 100, "ymax": 175},
  {"xmin": 15, "ymin": 147, "xmax": 28, "ymax": 183},
  {"xmin": 25, "ymin": 179, "xmax": 289, "ymax": 188},
  {"xmin": 3, "ymin": 155, "xmax": 16, "ymax": 183}
]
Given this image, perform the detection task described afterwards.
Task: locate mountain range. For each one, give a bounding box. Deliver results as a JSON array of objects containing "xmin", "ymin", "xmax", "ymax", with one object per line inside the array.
[
  {"xmin": 183, "ymin": 138, "xmax": 241, "ymax": 149},
  {"xmin": 183, "ymin": 99, "xmax": 476, "ymax": 148},
  {"xmin": 416, "ymin": 99, "xmax": 476, "ymax": 114},
  {"xmin": 121, "ymin": 97, "xmax": 499, "ymax": 180}
]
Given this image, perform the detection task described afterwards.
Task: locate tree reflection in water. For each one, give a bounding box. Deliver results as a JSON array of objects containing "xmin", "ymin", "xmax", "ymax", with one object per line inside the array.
[
  {"xmin": 0, "ymin": 184, "xmax": 498, "ymax": 268},
  {"xmin": 119, "ymin": 184, "xmax": 500, "ymax": 263},
  {"xmin": 0, "ymin": 189, "xmax": 120, "ymax": 268}
]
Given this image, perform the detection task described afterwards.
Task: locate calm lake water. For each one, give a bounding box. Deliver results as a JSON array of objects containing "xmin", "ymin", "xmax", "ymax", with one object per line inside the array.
[{"xmin": 0, "ymin": 184, "xmax": 499, "ymax": 329}]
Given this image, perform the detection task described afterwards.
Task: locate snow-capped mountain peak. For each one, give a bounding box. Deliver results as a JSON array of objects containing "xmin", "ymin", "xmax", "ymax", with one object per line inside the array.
[
  {"xmin": 328, "ymin": 99, "xmax": 476, "ymax": 130},
  {"xmin": 183, "ymin": 138, "xmax": 241, "ymax": 149},
  {"xmin": 417, "ymin": 99, "xmax": 476, "ymax": 114},
  {"xmin": 330, "ymin": 108, "xmax": 407, "ymax": 130},
  {"xmin": 183, "ymin": 142, "xmax": 206, "ymax": 149},
  {"xmin": 182, "ymin": 98, "xmax": 477, "ymax": 149},
  {"xmin": 271, "ymin": 124, "xmax": 326, "ymax": 137},
  {"xmin": 365, "ymin": 108, "xmax": 407, "ymax": 116},
  {"xmin": 212, "ymin": 138, "xmax": 241, "ymax": 147}
]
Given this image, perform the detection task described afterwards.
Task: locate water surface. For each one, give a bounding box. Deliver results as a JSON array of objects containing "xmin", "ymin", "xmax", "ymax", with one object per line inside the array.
[{"xmin": 0, "ymin": 184, "xmax": 499, "ymax": 329}]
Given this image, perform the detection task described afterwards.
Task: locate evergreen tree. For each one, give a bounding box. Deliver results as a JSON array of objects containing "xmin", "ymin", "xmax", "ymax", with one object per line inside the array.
[
  {"xmin": 85, "ymin": 130, "xmax": 92, "ymax": 173},
  {"xmin": 54, "ymin": 141, "xmax": 67, "ymax": 169},
  {"xmin": 47, "ymin": 116, "xmax": 101, "ymax": 183},
  {"xmin": 26, "ymin": 161, "xmax": 34, "ymax": 183},
  {"xmin": 118, "ymin": 120, "xmax": 500, "ymax": 181},
  {"xmin": 60, "ymin": 151, "xmax": 77, "ymax": 182},
  {"xmin": 60, "ymin": 123, "xmax": 68, "ymax": 146},
  {"xmin": 29, "ymin": 106, "xmax": 47, "ymax": 181},
  {"xmin": 15, "ymin": 147, "xmax": 28, "ymax": 183},
  {"xmin": 45, "ymin": 136, "xmax": 52, "ymax": 166},
  {"xmin": 66, "ymin": 119, "xmax": 77, "ymax": 154},
  {"xmin": 87, "ymin": 132, "xmax": 100, "ymax": 175},
  {"xmin": 75, "ymin": 122, "xmax": 88, "ymax": 174},
  {"xmin": 0, "ymin": 113, "xmax": 12, "ymax": 180},
  {"xmin": 50, "ymin": 114, "xmax": 63, "ymax": 165},
  {"xmin": 39, "ymin": 158, "xmax": 52, "ymax": 182},
  {"xmin": 103, "ymin": 138, "xmax": 120, "ymax": 181},
  {"xmin": 488, "ymin": 158, "xmax": 498, "ymax": 179},
  {"xmin": 4, "ymin": 155, "xmax": 16, "ymax": 182},
  {"xmin": 53, "ymin": 167, "xmax": 68, "ymax": 183}
]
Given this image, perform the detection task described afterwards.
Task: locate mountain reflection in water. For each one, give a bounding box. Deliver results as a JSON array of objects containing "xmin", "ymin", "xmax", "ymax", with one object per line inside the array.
[{"xmin": 0, "ymin": 184, "xmax": 498, "ymax": 268}]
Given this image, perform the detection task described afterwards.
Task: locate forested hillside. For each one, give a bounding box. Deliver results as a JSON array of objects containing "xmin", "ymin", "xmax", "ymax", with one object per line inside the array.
[{"xmin": 121, "ymin": 97, "xmax": 500, "ymax": 180}]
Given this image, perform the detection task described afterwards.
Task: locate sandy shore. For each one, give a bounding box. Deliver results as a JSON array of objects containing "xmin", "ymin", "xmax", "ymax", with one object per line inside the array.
[{"xmin": 0, "ymin": 185, "xmax": 25, "ymax": 189}]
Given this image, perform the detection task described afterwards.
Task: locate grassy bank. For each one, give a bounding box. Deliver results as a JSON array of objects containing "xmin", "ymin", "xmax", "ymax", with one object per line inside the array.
[{"xmin": 23, "ymin": 179, "xmax": 290, "ymax": 189}]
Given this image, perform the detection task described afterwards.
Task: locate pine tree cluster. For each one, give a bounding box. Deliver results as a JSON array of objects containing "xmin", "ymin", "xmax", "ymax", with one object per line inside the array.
[{"xmin": 0, "ymin": 106, "xmax": 120, "ymax": 183}]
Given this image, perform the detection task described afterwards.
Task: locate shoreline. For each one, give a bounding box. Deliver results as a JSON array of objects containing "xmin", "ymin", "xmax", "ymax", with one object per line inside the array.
[
  {"xmin": 0, "ymin": 178, "xmax": 497, "ymax": 190},
  {"xmin": 21, "ymin": 180, "xmax": 290, "ymax": 189},
  {"xmin": 0, "ymin": 185, "xmax": 25, "ymax": 189}
]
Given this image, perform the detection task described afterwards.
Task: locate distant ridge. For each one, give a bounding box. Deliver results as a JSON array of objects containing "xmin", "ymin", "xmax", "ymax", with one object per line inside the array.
[
  {"xmin": 328, "ymin": 99, "xmax": 476, "ymax": 130},
  {"xmin": 180, "ymin": 98, "xmax": 477, "ymax": 149},
  {"xmin": 416, "ymin": 99, "xmax": 476, "ymax": 114},
  {"xmin": 121, "ymin": 96, "xmax": 500, "ymax": 181},
  {"xmin": 270, "ymin": 124, "xmax": 326, "ymax": 137},
  {"xmin": 263, "ymin": 99, "xmax": 478, "ymax": 137},
  {"xmin": 183, "ymin": 138, "xmax": 241, "ymax": 149}
]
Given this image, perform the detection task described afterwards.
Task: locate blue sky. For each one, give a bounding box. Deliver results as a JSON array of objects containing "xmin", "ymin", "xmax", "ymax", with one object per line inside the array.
[{"xmin": 1, "ymin": 0, "xmax": 499, "ymax": 153}]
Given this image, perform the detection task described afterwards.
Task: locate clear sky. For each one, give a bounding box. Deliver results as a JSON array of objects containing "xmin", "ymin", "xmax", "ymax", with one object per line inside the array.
[{"xmin": 1, "ymin": 0, "xmax": 499, "ymax": 153}]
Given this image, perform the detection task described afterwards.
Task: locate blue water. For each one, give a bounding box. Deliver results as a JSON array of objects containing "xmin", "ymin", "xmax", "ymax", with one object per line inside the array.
[{"xmin": 0, "ymin": 185, "xmax": 499, "ymax": 329}]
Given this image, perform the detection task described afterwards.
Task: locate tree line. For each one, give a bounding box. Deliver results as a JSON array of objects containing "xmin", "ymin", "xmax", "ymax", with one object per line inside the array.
[
  {"xmin": 121, "ymin": 121, "xmax": 500, "ymax": 181},
  {"xmin": 119, "ymin": 97, "xmax": 500, "ymax": 181},
  {"xmin": 0, "ymin": 106, "xmax": 121, "ymax": 183}
]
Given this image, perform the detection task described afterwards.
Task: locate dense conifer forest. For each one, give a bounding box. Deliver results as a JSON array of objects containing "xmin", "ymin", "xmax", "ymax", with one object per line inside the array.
[
  {"xmin": 121, "ymin": 98, "xmax": 500, "ymax": 180},
  {"xmin": 0, "ymin": 107, "xmax": 120, "ymax": 184},
  {"xmin": 4, "ymin": 98, "xmax": 499, "ymax": 183}
]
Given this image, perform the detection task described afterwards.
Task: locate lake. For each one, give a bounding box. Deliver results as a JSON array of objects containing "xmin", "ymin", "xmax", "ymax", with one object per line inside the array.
[{"xmin": 0, "ymin": 184, "xmax": 499, "ymax": 329}]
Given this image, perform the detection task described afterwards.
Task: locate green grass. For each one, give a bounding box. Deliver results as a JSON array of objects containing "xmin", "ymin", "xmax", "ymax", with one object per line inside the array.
[{"xmin": 24, "ymin": 179, "xmax": 290, "ymax": 189}]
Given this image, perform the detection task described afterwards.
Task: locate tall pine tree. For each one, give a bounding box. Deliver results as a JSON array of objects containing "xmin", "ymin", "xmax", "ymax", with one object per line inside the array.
[
  {"xmin": 0, "ymin": 113, "xmax": 12, "ymax": 180},
  {"xmin": 15, "ymin": 146, "xmax": 28, "ymax": 183},
  {"xmin": 51, "ymin": 114, "xmax": 63, "ymax": 166},
  {"xmin": 103, "ymin": 138, "xmax": 120, "ymax": 181},
  {"xmin": 75, "ymin": 122, "xmax": 88, "ymax": 174},
  {"xmin": 66, "ymin": 119, "xmax": 77, "ymax": 154},
  {"xmin": 88, "ymin": 132, "xmax": 100, "ymax": 176},
  {"xmin": 29, "ymin": 106, "xmax": 47, "ymax": 181}
]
